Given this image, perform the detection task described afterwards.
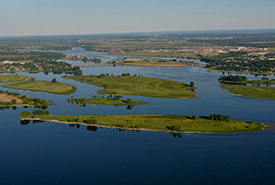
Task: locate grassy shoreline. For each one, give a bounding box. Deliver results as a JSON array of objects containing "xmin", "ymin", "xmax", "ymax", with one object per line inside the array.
[
  {"xmin": 220, "ymin": 85, "xmax": 275, "ymax": 99},
  {"xmin": 3, "ymin": 81, "xmax": 77, "ymax": 95},
  {"xmin": 22, "ymin": 114, "xmax": 266, "ymax": 134},
  {"xmin": 63, "ymin": 75, "xmax": 197, "ymax": 98}
]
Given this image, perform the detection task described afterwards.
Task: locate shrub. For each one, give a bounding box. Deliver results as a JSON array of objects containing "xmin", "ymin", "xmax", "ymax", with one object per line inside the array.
[{"xmin": 20, "ymin": 111, "xmax": 31, "ymax": 118}]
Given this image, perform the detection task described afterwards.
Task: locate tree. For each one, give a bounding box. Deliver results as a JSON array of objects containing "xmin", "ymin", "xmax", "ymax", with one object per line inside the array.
[
  {"xmin": 11, "ymin": 99, "xmax": 17, "ymax": 104},
  {"xmin": 190, "ymin": 81, "xmax": 195, "ymax": 87},
  {"xmin": 51, "ymin": 78, "xmax": 57, "ymax": 83}
]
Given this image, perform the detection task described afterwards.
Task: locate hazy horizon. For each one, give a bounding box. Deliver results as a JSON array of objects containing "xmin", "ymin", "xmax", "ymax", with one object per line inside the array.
[{"xmin": 1, "ymin": 0, "xmax": 275, "ymax": 37}]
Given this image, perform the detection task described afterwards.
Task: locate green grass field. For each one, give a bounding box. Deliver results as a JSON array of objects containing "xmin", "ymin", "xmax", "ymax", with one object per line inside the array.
[
  {"xmin": 0, "ymin": 74, "xmax": 34, "ymax": 83},
  {"xmin": 24, "ymin": 114, "xmax": 265, "ymax": 133},
  {"xmin": 220, "ymin": 85, "xmax": 275, "ymax": 99},
  {"xmin": 64, "ymin": 75, "xmax": 197, "ymax": 98},
  {"xmin": 3, "ymin": 81, "xmax": 77, "ymax": 95}
]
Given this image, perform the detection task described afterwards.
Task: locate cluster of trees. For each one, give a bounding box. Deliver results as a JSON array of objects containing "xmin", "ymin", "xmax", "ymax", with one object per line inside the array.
[
  {"xmin": 0, "ymin": 59, "xmax": 82, "ymax": 75},
  {"xmin": 166, "ymin": 125, "xmax": 181, "ymax": 132},
  {"xmin": 82, "ymin": 57, "xmax": 101, "ymax": 63},
  {"xmin": 210, "ymin": 114, "xmax": 230, "ymax": 121},
  {"xmin": 0, "ymin": 91, "xmax": 49, "ymax": 106},
  {"xmin": 218, "ymin": 75, "xmax": 247, "ymax": 82},
  {"xmin": 0, "ymin": 50, "xmax": 65, "ymax": 62},
  {"xmin": 20, "ymin": 111, "xmax": 31, "ymax": 118},
  {"xmin": 218, "ymin": 75, "xmax": 275, "ymax": 87},
  {"xmin": 84, "ymin": 119, "xmax": 97, "ymax": 124},
  {"xmin": 32, "ymin": 109, "xmax": 49, "ymax": 116}
]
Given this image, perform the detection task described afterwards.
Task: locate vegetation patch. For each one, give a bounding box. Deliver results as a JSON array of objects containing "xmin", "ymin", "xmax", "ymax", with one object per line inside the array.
[
  {"xmin": 21, "ymin": 114, "xmax": 265, "ymax": 133},
  {"xmin": 0, "ymin": 90, "xmax": 52, "ymax": 106},
  {"xmin": 3, "ymin": 80, "xmax": 76, "ymax": 95},
  {"xmin": 110, "ymin": 58, "xmax": 193, "ymax": 67},
  {"xmin": 67, "ymin": 95, "xmax": 147, "ymax": 106},
  {"xmin": 63, "ymin": 73, "xmax": 197, "ymax": 98},
  {"xmin": 220, "ymin": 85, "xmax": 275, "ymax": 99},
  {"xmin": 218, "ymin": 75, "xmax": 275, "ymax": 99},
  {"xmin": 0, "ymin": 74, "xmax": 34, "ymax": 83}
]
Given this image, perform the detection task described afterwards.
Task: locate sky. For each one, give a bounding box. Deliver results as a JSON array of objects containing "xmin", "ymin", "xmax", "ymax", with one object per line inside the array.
[{"xmin": 0, "ymin": 0, "xmax": 275, "ymax": 36}]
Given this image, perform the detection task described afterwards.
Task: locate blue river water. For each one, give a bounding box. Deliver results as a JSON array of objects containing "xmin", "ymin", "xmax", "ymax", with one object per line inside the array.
[{"xmin": 0, "ymin": 48, "xmax": 275, "ymax": 185}]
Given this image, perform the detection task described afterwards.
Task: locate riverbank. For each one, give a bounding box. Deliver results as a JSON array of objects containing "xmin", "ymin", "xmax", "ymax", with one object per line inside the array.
[{"xmin": 22, "ymin": 114, "xmax": 266, "ymax": 134}]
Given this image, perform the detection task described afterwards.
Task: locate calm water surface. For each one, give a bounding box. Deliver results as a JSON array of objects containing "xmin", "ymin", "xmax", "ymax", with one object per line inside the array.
[{"xmin": 1, "ymin": 48, "xmax": 275, "ymax": 185}]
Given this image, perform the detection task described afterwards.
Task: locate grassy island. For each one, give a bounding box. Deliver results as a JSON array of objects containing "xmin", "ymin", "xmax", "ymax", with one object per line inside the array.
[
  {"xmin": 68, "ymin": 96, "xmax": 147, "ymax": 106},
  {"xmin": 109, "ymin": 58, "xmax": 193, "ymax": 67},
  {"xmin": 0, "ymin": 74, "xmax": 34, "ymax": 83},
  {"xmin": 21, "ymin": 114, "xmax": 265, "ymax": 133},
  {"xmin": 0, "ymin": 91, "xmax": 51, "ymax": 106},
  {"xmin": 63, "ymin": 73, "xmax": 197, "ymax": 98},
  {"xmin": 220, "ymin": 85, "xmax": 275, "ymax": 99},
  {"xmin": 218, "ymin": 75, "xmax": 275, "ymax": 99},
  {"xmin": 3, "ymin": 80, "xmax": 76, "ymax": 95}
]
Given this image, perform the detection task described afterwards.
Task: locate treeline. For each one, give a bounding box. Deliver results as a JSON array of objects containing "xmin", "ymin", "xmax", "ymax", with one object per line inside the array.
[
  {"xmin": 0, "ymin": 50, "xmax": 65, "ymax": 62},
  {"xmin": 20, "ymin": 109, "xmax": 49, "ymax": 118},
  {"xmin": 0, "ymin": 60, "xmax": 82, "ymax": 75},
  {"xmin": 218, "ymin": 75, "xmax": 275, "ymax": 86},
  {"xmin": 210, "ymin": 114, "xmax": 231, "ymax": 121},
  {"xmin": 218, "ymin": 75, "xmax": 247, "ymax": 82},
  {"xmin": 0, "ymin": 90, "xmax": 50, "ymax": 106},
  {"xmin": 93, "ymin": 73, "xmax": 143, "ymax": 79}
]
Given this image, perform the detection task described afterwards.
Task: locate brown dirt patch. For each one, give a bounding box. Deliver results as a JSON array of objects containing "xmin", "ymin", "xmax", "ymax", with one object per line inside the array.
[{"xmin": 0, "ymin": 94, "xmax": 23, "ymax": 104}]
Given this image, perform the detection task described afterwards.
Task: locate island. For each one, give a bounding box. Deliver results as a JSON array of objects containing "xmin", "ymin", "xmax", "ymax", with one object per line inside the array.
[
  {"xmin": 218, "ymin": 75, "xmax": 275, "ymax": 99},
  {"xmin": 0, "ymin": 90, "xmax": 51, "ymax": 106},
  {"xmin": 21, "ymin": 112, "xmax": 265, "ymax": 133},
  {"xmin": 63, "ymin": 73, "xmax": 197, "ymax": 98},
  {"xmin": 63, "ymin": 56, "xmax": 102, "ymax": 63},
  {"xmin": 67, "ymin": 96, "xmax": 147, "ymax": 106},
  {"xmin": 0, "ymin": 74, "xmax": 34, "ymax": 83},
  {"xmin": 3, "ymin": 79, "xmax": 77, "ymax": 95},
  {"xmin": 109, "ymin": 58, "xmax": 193, "ymax": 67}
]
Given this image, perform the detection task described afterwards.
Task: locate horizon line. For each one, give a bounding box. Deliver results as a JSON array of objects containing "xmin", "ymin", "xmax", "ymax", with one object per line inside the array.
[{"xmin": 1, "ymin": 28, "xmax": 275, "ymax": 38}]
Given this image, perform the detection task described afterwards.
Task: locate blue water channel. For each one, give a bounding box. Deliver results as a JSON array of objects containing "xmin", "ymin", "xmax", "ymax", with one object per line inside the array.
[{"xmin": 0, "ymin": 48, "xmax": 275, "ymax": 185}]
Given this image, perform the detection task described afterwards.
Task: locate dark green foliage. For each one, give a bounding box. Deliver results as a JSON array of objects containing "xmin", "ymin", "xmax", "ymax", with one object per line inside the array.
[
  {"xmin": 32, "ymin": 110, "xmax": 49, "ymax": 116},
  {"xmin": 210, "ymin": 114, "xmax": 230, "ymax": 121},
  {"xmin": 219, "ymin": 75, "xmax": 247, "ymax": 82},
  {"xmin": 85, "ymin": 119, "xmax": 97, "ymax": 124},
  {"xmin": 166, "ymin": 125, "xmax": 181, "ymax": 132},
  {"xmin": 51, "ymin": 78, "xmax": 57, "ymax": 83},
  {"xmin": 190, "ymin": 81, "xmax": 195, "ymax": 87},
  {"xmin": 20, "ymin": 111, "xmax": 31, "ymax": 118}
]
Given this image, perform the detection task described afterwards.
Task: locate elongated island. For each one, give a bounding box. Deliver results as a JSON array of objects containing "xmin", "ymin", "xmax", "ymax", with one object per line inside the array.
[{"xmin": 21, "ymin": 111, "xmax": 265, "ymax": 134}]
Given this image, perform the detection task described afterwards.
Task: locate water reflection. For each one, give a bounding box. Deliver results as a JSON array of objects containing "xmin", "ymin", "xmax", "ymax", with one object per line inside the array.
[
  {"xmin": 170, "ymin": 132, "xmax": 182, "ymax": 138},
  {"xmin": 33, "ymin": 120, "xmax": 44, "ymax": 124},
  {"xmin": 86, "ymin": 125, "xmax": 97, "ymax": 132},
  {"xmin": 20, "ymin": 120, "xmax": 30, "ymax": 125},
  {"xmin": 0, "ymin": 106, "xmax": 10, "ymax": 110}
]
